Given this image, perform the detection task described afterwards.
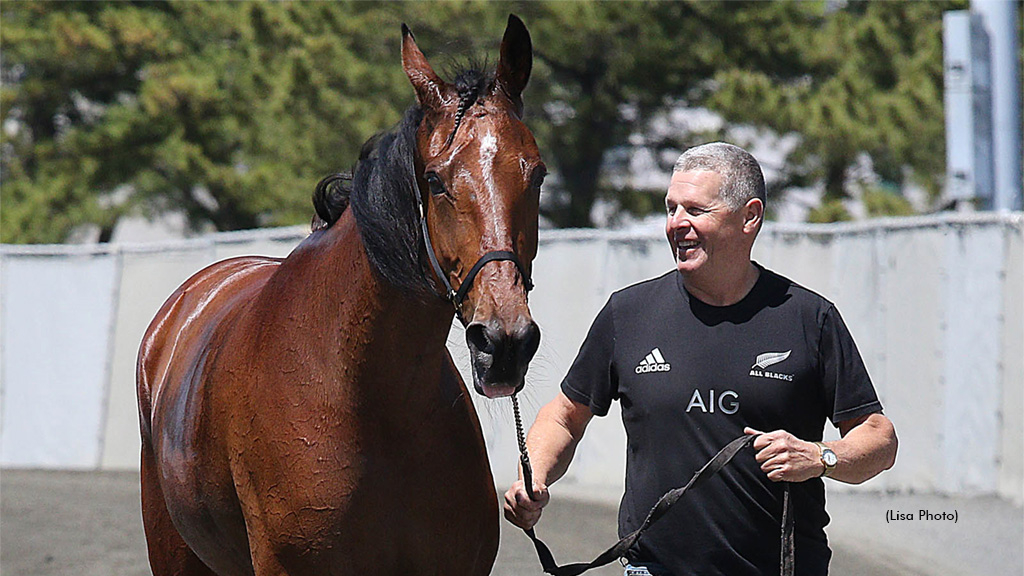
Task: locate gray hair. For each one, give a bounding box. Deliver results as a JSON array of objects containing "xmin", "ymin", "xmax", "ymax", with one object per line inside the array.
[{"xmin": 672, "ymin": 142, "xmax": 766, "ymax": 210}]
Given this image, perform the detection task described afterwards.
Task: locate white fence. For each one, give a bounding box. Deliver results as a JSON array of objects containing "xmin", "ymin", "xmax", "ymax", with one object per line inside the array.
[{"xmin": 2, "ymin": 213, "xmax": 1021, "ymax": 503}]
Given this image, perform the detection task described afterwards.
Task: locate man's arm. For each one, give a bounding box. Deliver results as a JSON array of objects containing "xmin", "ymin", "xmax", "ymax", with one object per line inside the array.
[
  {"xmin": 503, "ymin": 391, "xmax": 594, "ymax": 529},
  {"xmin": 746, "ymin": 412, "xmax": 897, "ymax": 484}
]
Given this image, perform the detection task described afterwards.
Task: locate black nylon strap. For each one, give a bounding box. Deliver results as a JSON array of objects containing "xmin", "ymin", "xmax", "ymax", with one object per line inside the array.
[
  {"xmin": 419, "ymin": 209, "xmax": 456, "ymax": 300},
  {"xmin": 415, "ymin": 187, "xmax": 533, "ymax": 321},
  {"xmin": 522, "ymin": 434, "xmax": 795, "ymax": 576},
  {"xmin": 781, "ymin": 482, "xmax": 795, "ymax": 575},
  {"xmin": 454, "ymin": 250, "xmax": 533, "ymax": 305}
]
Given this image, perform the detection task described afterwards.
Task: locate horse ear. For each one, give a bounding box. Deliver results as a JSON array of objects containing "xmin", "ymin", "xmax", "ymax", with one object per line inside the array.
[
  {"xmin": 401, "ymin": 24, "xmax": 449, "ymax": 110},
  {"xmin": 495, "ymin": 14, "xmax": 532, "ymax": 112}
]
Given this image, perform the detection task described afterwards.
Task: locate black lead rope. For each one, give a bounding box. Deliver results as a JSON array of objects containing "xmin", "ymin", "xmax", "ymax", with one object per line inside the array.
[{"xmin": 512, "ymin": 395, "xmax": 795, "ymax": 576}]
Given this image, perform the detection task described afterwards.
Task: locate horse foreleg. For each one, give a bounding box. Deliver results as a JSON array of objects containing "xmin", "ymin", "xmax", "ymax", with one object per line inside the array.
[{"xmin": 141, "ymin": 438, "xmax": 220, "ymax": 576}]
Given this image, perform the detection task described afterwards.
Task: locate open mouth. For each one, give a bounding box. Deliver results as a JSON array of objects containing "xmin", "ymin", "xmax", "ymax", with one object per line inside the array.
[{"xmin": 676, "ymin": 240, "xmax": 700, "ymax": 257}]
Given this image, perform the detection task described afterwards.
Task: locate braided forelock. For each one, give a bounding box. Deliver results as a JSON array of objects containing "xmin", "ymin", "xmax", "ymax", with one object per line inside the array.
[{"xmin": 445, "ymin": 68, "xmax": 492, "ymax": 147}]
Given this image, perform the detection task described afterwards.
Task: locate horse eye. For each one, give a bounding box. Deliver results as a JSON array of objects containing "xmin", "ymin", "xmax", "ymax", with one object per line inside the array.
[{"xmin": 425, "ymin": 172, "xmax": 447, "ymax": 196}]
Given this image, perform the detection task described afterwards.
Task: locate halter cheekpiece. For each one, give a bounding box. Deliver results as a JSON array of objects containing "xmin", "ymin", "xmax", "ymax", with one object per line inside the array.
[{"xmin": 415, "ymin": 184, "xmax": 533, "ymax": 323}]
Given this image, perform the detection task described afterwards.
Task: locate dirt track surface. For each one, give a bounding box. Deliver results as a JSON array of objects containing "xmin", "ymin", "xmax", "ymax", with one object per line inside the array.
[{"xmin": 2, "ymin": 470, "xmax": 1019, "ymax": 575}]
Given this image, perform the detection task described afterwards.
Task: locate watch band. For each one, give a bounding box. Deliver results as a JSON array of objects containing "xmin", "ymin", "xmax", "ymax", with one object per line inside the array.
[{"xmin": 815, "ymin": 442, "xmax": 837, "ymax": 477}]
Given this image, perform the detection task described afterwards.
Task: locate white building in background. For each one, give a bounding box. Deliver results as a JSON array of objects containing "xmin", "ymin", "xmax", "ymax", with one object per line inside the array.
[{"xmin": 944, "ymin": 2, "xmax": 1023, "ymax": 211}]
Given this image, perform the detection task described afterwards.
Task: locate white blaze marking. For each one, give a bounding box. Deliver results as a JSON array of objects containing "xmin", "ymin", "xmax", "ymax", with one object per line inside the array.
[{"xmin": 478, "ymin": 132, "xmax": 507, "ymax": 244}]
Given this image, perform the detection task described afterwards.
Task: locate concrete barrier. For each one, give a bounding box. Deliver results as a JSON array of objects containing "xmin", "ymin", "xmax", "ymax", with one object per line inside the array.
[{"xmin": 2, "ymin": 213, "xmax": 1020, "ymax": 503}]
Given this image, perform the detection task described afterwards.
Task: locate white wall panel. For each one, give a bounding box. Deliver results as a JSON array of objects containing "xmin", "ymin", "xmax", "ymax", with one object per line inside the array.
[
  {"xmin": 880, "ymin": 227, "xmax": 947, "ymax": 492},
  {"xmin": 941, "ymin": 225, "xmax": 1005, "ymax": 492},
  {"xmin": 999, "ymin": 223, "xmax": 1024, "ymax": 501},
  {"xmin": 0, "ymin": 254, "xmax": 119, "ymax": 468},
  {"xmin": 1, "ymin": 214, "xmax": 1020, "ymax": 504},
  {"xmin": 101, "ymin": 247, "xmax": 216, "ymax": 469}
]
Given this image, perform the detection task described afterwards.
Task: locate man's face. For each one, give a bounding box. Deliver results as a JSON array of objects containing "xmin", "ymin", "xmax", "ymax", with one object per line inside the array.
[{"xmin": 664, "ymin": 170, "xmax": 749, "ymax": 276}]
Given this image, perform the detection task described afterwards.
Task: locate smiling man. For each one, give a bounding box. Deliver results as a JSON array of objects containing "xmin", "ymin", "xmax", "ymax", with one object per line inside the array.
[{"xmin": 504, "ymin": 142, "xmax": 898, "ymax": 576}]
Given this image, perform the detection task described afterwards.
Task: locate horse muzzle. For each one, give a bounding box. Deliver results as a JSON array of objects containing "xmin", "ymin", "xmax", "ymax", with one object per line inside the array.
[{"xmin": 465, "ymin": 316, "xmax": 540, "ymax": 398}]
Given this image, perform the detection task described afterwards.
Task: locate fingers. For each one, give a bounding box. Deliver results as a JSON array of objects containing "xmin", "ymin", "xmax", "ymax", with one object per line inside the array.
[
  {"xmin": 503, "ymin": 480, "xmax": 550, "ymax": 530},
  {"xmin": 758, "ymin": 453, "xmax": 793, "ymax": 482},
  {"xmin": 745, "ymin": 427, "xmax": 772, "ymax": 451},
  {"xmin": 747, "ymin": 429, "xmax": 818, "ymax": 483},
  {"xmin": 752, "ymin": 429, "xmax": 788, "ymax": 459}
]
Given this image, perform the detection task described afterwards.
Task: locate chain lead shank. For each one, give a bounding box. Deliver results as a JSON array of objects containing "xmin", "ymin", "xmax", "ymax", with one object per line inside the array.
[{"xmin": 512, "ymin": 393, "xmax": 536, "ymax": 500}]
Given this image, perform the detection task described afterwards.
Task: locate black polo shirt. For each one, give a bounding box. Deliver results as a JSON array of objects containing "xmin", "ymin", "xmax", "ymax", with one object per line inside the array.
[{"xmin": 561, "ymin": 264, "xmax": 882, "ymax": 576}]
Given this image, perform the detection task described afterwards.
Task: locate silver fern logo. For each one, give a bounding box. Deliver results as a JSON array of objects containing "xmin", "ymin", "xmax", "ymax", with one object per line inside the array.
[
  {"xmin": 749, "ymin": 350, "xmax": 794, "ymax": 381},
  {"xmin": 752, "ymin": 350, "xmax": 791, "ymax": 370}
]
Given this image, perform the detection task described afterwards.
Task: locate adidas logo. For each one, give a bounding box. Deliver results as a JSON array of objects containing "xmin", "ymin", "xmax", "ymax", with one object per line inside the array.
[{"xmin": 635, "ymin": 348, "xmax": 671, "ymax": 374}]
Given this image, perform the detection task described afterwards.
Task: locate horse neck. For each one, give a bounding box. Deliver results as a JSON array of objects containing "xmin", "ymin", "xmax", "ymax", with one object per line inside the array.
[{"xmin": 281, "ymin": 211, "xmax": 457, "ymax": 408}]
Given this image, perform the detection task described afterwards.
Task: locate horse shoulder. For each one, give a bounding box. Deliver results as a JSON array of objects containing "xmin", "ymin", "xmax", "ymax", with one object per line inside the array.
[{"xmin": 138, "ymin": 256, "xmax": 280, "ymax": 439}]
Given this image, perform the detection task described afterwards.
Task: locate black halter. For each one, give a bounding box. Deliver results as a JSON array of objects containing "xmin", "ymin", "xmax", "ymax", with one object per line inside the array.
[{"xmin": 414, "ymin": 183, "xmax": 534, "ymax": 324}]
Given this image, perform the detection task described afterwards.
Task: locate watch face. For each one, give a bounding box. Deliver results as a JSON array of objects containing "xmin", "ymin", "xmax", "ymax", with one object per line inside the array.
[{"xmin": 823, "ymin": 450, "xmax": 838, "ymax": 467}]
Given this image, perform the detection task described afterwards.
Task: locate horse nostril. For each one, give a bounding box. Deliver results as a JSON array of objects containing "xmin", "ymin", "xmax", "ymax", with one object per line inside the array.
[
  {"xmin": 515, "ymin": 321, "xmax": 541, "ymax": 362},
  {"xmin": 466, "ymin": 322, "xmax": 498, "ymax": 355}
]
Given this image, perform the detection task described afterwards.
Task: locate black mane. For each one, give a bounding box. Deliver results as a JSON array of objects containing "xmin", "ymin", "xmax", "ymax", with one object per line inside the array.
[{"xmin": 311, "ymin": 66, "xmax": 495, "ymax": 299}]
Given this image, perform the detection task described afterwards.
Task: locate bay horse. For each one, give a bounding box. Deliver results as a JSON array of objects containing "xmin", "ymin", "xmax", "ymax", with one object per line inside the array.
[{"xmin": 137, "ymin": 15, "xmax": 543, "ymax": 575}]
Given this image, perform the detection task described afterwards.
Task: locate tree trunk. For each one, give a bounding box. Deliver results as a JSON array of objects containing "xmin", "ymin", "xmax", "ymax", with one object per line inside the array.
[
  {"xmin": 822, "ymin": 160, "xmax": 847, "ymax": 201},
  {"xmin": 545, "ymin": 102, "xmax": 618, "ymax": 228}
]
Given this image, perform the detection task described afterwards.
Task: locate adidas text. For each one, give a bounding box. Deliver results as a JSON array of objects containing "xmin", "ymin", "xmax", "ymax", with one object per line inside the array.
[
  {"xmin": 636, "ymin": 363, "xmax": 671, "ymax": 374},
  {"xmin": 635, "ymin": 348, "xmax": 671, "ymax": 374}
]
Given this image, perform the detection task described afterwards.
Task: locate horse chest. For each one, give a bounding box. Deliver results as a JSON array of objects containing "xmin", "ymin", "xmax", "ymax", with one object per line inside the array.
[{"xmin": 219, "ymin": 386, "xmax": 497, "ymax": 573}]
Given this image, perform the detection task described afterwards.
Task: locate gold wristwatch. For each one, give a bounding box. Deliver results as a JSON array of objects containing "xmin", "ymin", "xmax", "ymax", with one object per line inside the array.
[{"xmin": 815, "ymin": 442, "xmax": 838, "ymax": 477}]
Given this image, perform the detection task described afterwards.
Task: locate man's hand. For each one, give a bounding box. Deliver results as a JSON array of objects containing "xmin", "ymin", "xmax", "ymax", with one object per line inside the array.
[
  {"xmin": 745, "ymin": 427, "xmax": 824, "ymax": 483},
  {"xmin": 503, "ymin": 479, "xmax": 550, "ymax": 530},
  {"xmin": 503, "ymin": 392, "xmax": 592, "ymax": 530}
]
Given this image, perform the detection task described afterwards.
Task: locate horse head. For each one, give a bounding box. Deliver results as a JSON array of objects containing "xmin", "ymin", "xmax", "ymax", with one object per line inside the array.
[{"xmin": 402, "ymin": 15, "xmax": 542, "ymax": 399}]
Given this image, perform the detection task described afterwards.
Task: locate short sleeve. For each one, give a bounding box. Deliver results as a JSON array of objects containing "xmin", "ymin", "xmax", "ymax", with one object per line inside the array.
[
  {"xmin": 560, "ymin": 298, "xmax": 618, "ymax": 417},
  {"xmin": 819, "ymin": 304, "xmax": 883, "ymax": 424}
]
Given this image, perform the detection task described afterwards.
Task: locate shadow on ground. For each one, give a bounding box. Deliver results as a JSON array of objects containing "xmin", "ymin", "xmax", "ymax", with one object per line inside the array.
[{"xmin": 2, "ymin": 470, "xmax": 1019, "ymax": 576}]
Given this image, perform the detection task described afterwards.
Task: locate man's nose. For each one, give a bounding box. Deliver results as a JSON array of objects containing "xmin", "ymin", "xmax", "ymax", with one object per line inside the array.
[{"xmin": 669, "ymin": 212, "xmax": 691, "ymax": 230}]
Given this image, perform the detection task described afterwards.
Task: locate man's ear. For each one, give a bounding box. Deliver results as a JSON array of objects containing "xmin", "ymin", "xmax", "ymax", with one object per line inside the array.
[{"xmin": 743, "ymin": 198, "xmax": 764, "ymax": 234}]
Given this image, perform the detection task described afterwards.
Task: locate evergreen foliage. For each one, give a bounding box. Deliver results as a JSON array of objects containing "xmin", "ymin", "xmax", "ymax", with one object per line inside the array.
[
  {"xmin": 1, "ymin": 1, "xmax": 962, "ymax": 242},
  {"xmin": 707, "ymin": 1, "xmax": 963, "ymax": 204}
]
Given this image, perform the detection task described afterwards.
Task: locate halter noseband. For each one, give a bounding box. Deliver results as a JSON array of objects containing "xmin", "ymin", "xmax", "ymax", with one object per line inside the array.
[{"xmin": 415, "ymin": 185, "xmax": 534, "ymax": 323}]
